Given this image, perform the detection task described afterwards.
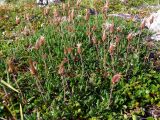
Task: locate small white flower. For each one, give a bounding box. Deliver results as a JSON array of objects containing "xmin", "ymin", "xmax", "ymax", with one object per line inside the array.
[
  {"xmin": 77, "ymin": 43, "xmax": 82, "ymax": 48},
  {"xmin": 103, "ymin": 22, "xmax": 112, "ymax": 30}
]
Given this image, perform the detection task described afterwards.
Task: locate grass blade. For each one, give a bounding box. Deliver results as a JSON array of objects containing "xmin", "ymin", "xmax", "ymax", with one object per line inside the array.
[
  {"xmin": 20, "ymin": 104, "xmax": 24, "ymax": 120},
  {"xmin": 0, "ymin": 80, "xmax": 19, "ymax": 93}
]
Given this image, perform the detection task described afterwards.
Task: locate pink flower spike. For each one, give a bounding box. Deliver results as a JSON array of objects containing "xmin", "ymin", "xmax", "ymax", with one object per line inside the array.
[
  {"xmin": 112, "ymin": 73, "xmax": 122, "ymax": 84},
  {"xmin": 109, "ymin": 44, "xmax": 115, "ymax": 56},
  {"xmin": 77, "ymin": 43, "xmax": 82, "ymax": 54}
]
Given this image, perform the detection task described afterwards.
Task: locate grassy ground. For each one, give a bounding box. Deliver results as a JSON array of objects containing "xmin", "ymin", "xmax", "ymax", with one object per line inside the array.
[{"xmin": 0, "ymin": 0, "xmax": 160, "ymax": 119}]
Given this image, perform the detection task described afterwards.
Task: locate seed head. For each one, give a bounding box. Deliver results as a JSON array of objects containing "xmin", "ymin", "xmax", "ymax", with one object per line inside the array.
[
  {"xmin": 16, "ymin": 16, "xmax": 20, "ymax": 25},
  {"xmin": 58, "ymin": 59, "xmax": 67, "ymax": 75},
  {"xmin": 68, "ymin": 8, "xmax": 74, "ymax": 22},
  {"xmin": 103, "ymin": 22, "xmax": 112, "ymax": 31},
  {"xmin": 127, "ymin": 33, "xmax": 133, "ymax": 42},
  {"xmin": 67, "ymin": 47, "xmax": 73, "ymax": 54},
  {"xmin": 53, "ymin": 9, "xmax": 59, "ymax": 18},
  {"xmin": 62, "ymin": 3, "xmax": 66, "ymax": 11},
  {"xmin": 42, "ymin": 54, "xmax": 47, "ymax": 59},
  {"xmin": 34, "ymin": 36, "xmax": 45, "ymax": 50},
  {"xmin": 64, "ymin": 48, "xmax": 67, "ymax": 55},
  {"xmin": 86, "ymin": 29, "xmax": 92, "ymax": 37},
  {"xmin": 77, "ymin": 43, "xmax": 82, "ymax": 54},
  {"xmin": 58, "ymin": 65, "xmax": 65, "ymax": 75},
  {"xmin": 44, "ymin": 7, "xmax": 50, "ymax": 16},
  {"xmin": 76, "ymin": 0, "xmax": 82, "ymax": 7},
  {"xmin": 67, "ymin": 1, "xmax": 70, "ymax": 9},
  {"xmin": 71, "ymin": 8, "xmax": 74, "ymax": 20},
  {"xmin": 109, "ymin": 44, "xmax": 115, "ymax": 56},
  {"xmin": 63, "ymin": 57, "xmax": 68, "ymax": 64},
  {"xmin": 54, "ymin": 17, "xmax": 62, "ymax": 25},
  {"xmin": 112, "ymin": 73, "xmax": 122, "ymax": 84},
  {"xmin": 115, "ymin": 36, "xmax": 120, "ymax": 44},
  {"xmin": 102, "ymin": 0, "xmax": 109, "ymax": 13},
  {"xmin": 116, "ymin": 27, "xmax": 122, "ymax": 32},
  {"xmin": 109, "ymin": 22, "xmax": 114, "ymax": 33},
  {"xmin": 24, "ymin": 13, "xmax": 30, "ymax": 21},
  {"xmin": 85, "ymin": 9, "xmax": 90, "ymax": 21},
  {"xmin": 92, "ymin": 36, "xmax": 97, "ymax": 44},
  {"xmin": 67, "ymin": 26, "xmax": 74, "ymax": 32},
  {"xmin": 105, "ymin": 0, "xmax": 109, "ymax": 7},
  {"xmin": 102, "ymin": 30, "xmax": 107, "ymax": 42},
  {"xmin": 92, "ymin": 25, "xmax": 97, "ymax": 31},
  {"xmin": 22, "ymin": 26, "xmax": 30, "ymax": 36},
  {"xmin": 29, "ymin": 59, "xmax": 37, "ymax": 75},
  {"xmin": 146, "ymin": 41, "xmax": 154, "ymax": 48},
  {"xmin": 7, "ymin": 59, "xmax": 16, "ymax": 73}
]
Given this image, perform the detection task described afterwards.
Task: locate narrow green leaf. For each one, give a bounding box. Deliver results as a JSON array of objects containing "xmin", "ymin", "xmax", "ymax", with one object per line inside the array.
[
  {"xmin": 132, "ymin": 114, "xmax": 137, "ymax": 120},
  {"xmin": 20, "ymin": 104, "xmax": 24, "ymax": 120},
  {"xmin": 0, "ymin": 80, "xmax": 19, "ymax": 93}
]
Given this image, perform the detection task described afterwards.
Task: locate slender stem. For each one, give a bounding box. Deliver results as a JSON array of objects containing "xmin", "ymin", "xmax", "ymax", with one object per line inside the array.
[
  {"xmin": 95, "ymin": 44, "xmax": 100, "ymax": 61},
  {"xmin": 13, "ymin": 75, "xmax": 24, "ymax": 102},
  {"xmin": 137, "ymin": 31, "xmax": 142, "ymax": 65},
  {"xmin": 80, "ymin": 54, "xmax": 84, "ymax": 78},
  {"xmin": 61, "ymin": 76, "xmax": 66, "ymax": 102},
  {"xmin": 107, "ymin": 84, "xmax": 114, "ymax": 109},
  {"xmin": 103, "ymin": 43, "xmax": 106, "ymax": 71},
  {"xmin": 125, "ymin": 43, "xmax": 130, "ymax": 76},
  {"xmin": 35, "ymin": 75, "xmax": 46, "ymax": 102},
  {"xmin": 126, "ymin": 42, "xmax": 130, "ymax": 61},
  {"xmin": 35, "ymin": 75, "xmax": 44, "ymax": 93},
  {"xmin": 111, "ymin": 55, "xmax": 115, "ymax": 73}
]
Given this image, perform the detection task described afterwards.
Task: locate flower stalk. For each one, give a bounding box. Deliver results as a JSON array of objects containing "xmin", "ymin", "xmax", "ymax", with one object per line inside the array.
[{"xmin": 107, "ymin": 73, "xmax": 122, "ymax": 109}]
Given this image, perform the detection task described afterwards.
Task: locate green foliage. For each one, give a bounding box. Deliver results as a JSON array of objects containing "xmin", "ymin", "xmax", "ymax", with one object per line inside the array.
[{"xmin": 0, "ymin": 0, "xmax": 160, "ymax": 119}]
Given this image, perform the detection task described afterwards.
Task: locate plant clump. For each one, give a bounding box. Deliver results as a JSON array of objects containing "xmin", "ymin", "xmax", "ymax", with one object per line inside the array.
[{"xmin": 0, "ymin": 0, "xmax": 159, "ymax": 120}]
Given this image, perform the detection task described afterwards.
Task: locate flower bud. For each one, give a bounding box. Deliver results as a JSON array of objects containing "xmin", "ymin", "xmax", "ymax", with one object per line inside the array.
[
  {"xmin": 29, "ymin": 59, "xmax": 37, "ymax": 75},
  {"xmin": 127, "ymin": 33, "xmax": 133, "ymax": 42},
  {"xmin": 67, "ymin": 47, "xmax": 73, "ymax": 54},
  {"xmin": 85, "ymin": 9, "xmax": 90, "ymax": 21},
  {"xmin": 102, "ymin": 30, "xmax": 107, "ymax": 42},
  {"xmin": 34, "ymin": 36, "xmax": 45, "ymax": 50},
  {"xmin": 109, "ymin": 22, "xmax": 114, "ymax": 33},
  {"xmin": 76, "ymin": 0, "xmax": 82, "ymax": 7},
  {"xmin": 77, "ymin": 43, "xmax": 82, "ymax": 54},
  {"xmin": 44, "ymin": 7, "xmax": 50, "ymax": 16},
  {"xmin": 16, "ymin": 16, "xmax": 20, "ymax": 25},
  {"xmin": 109, "ymin": 44, "xmax": 115, "ymax": 56},
  {"xmin": 92, "ymin": 36, "xmax": 97, "ymax": 44},
  {"xmin": 62, "ymin": 3, "xmax": 66, "ymax": 11},
  {"xmin": 7, "ymin": 59, "xmax": 16, "ymax": 73},
  {"xmin": 112, "ymin": 73, "xmax": 122, "ymax": 84},
  {"xmin": 115, "ymin": 36, "xmax": 120, "ymax": 44},
  {"xmin": 53, "ymin": 9, "xmax": 59, "ymax": 18}
]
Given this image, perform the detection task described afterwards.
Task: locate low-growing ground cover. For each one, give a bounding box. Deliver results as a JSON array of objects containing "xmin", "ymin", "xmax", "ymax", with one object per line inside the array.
[{"xmin": 0, "ymin": 0, "xmax": 160, "ymax": 119}]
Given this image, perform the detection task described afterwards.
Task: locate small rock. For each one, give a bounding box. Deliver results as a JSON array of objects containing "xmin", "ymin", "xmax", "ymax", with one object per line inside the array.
[
  {"xmin": 120, "ymin": 0, "xmax": 128, "ymax": 4},
  {"xmin": 108, "ymin": 13, "xmax": 140, "ymax": 21},
  {"xmin": 144, "ymin": 10, "xmax": 160, "ymax": 41},
  {"xmin": 36, "ymin": 0, "xmax": 61, "ymax": 6},
  {"xmin": 0, "ymin": 0, "xmax": 5, "ymax": 5},
  {"xmin": 144, "ymin": 10, "xmax": 160, "ymax": 33},
  {"xmin": 151, "ymin": 32, "xmax": 160, "ymax": 41}
]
